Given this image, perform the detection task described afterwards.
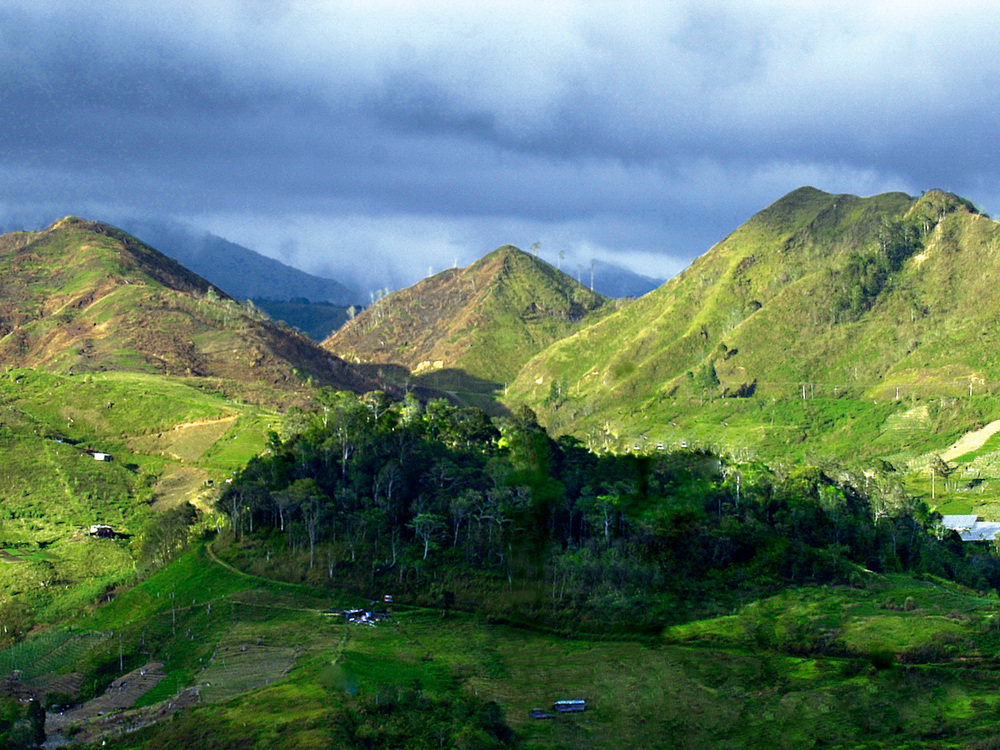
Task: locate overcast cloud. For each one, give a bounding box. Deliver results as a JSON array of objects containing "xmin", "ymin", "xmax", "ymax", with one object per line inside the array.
[{"xmin": 1, "ymin": 1, "xmax": 997, "ymax": 294}]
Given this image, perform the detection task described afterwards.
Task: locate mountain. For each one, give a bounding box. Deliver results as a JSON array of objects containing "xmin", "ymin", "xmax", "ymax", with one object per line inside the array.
[
  {"xmin": 0, "ymin": 218, "xmax": 380, "ymax": 396},
  {"xmin": 588, "ymin": 259, "xmax": 665, "ymax": 298},
  {"xmin": 511, "ymin": 187, "xmax": 1000, "ymax": 463},
  {"xmin": 119, "ymin": 221, "xmax": 361, "ymax": 305},
  {"xmin": 323, "ymin": 245, "xmax": 613, "ymax": 395}
]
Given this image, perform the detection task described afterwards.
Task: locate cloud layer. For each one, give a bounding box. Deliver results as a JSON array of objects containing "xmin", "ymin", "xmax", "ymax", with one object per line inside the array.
[{"xmin": 1, "ymin": 1, "xmax": 997, "ymax": 291}]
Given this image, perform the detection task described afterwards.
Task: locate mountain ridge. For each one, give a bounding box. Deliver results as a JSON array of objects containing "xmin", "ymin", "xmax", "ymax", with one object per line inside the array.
[
  {"xmin": 509, "ymin": 187, "xmax": 999, "ymax": 462},
  {"xmin": 324, "ymin": 244, "xmax": 614, "ymax": 391},
  {"xmin": 118, "ymin": 220, "xmax": 361, "ymax": 305},
  {"xmin": 0, "ymin": 217, "xmax": 383, "ymax": 397}
]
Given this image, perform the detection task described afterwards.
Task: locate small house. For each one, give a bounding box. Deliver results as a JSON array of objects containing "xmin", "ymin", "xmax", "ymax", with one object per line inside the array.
[
  {"xmin": 553, "ymin": 700, "xmax": 586, "ymax": 713},
  {"xmin": 90, "ymin": 525, "xmax": 114, "ymax": 538},
  {"xmin": 93, "ymin": 452, "xmax": 112, "ymax": 462}
]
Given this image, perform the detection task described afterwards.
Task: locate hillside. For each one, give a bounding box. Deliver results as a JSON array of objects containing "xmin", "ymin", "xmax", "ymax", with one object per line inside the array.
[
  {"xmin": 6, "ymin": 393, "xmax": 1000, "ymax": 748},
  {"xmin": 512, "ymin": 188, "xmax": 1000, "ymax": 465},
  {"xmin": 324, "ymin": 245, "xmax": 612, "ymax": 399},
  {"xmin": 0, "ymin": 218, "xmax": 379, "ymax": 396}
]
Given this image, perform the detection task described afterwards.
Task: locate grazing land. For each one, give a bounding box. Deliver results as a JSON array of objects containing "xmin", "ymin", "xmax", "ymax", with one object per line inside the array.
[{"xmin": 8, "ymin": 192, "xmax": 1000, "ymax": 748}]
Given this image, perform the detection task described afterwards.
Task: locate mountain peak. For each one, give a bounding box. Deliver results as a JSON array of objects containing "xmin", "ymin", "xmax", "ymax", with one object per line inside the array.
[
  {"xmin": 325, "ymin": 245, "xmax": 610, "ymax": 390},
  {"xmin": 909, "ymin": 189, "xmax": 982, "ymax": 218},
  {"xmin": 511, "ymin": 186, "xmax": 1000, "ymax": 453},
  {"xmin": 0, "ymin": 220, "xmax": 383, "ymax": 395}
]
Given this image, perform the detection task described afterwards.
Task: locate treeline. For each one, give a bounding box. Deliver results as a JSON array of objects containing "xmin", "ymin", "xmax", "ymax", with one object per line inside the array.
[
  {"xmin": 220, "ymin": 390, "xmax": 1000, "ymax": 629},
  {"xmin": 0, "ymin": 696, "xmax": 45, "ymax": 749}
]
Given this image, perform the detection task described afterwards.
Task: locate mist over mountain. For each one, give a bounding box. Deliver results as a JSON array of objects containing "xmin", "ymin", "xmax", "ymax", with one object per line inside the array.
[
  {"xmin": 585, "ymin": 259, "xmax": 665, "ymax": 298},
  {"xmin": 118, "ymin": 220, "xmax": 362, "ymax": 306}
]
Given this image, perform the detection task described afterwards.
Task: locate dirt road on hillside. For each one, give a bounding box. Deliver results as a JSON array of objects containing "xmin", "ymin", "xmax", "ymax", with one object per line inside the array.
[{"xmin": 941, "ymin": 418, "xmax": 1000, "ymax": 462}]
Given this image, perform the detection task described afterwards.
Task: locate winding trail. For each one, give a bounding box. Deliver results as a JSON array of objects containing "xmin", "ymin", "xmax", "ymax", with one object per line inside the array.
[{"xmin": 941, "ymin": 418, "xmax": 1000, "ymax": 462}]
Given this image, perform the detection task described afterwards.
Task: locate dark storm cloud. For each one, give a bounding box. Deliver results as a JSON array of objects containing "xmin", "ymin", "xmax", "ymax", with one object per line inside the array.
[{"xmin": 1, "ymin": 1, "xmax": 998, "ymax": 289}]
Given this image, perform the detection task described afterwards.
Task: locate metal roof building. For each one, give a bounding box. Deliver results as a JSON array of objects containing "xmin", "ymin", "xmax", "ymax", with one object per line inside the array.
[{"xmin": 941, "ymin": 515, "xmax": 1000, "ymax": 542}]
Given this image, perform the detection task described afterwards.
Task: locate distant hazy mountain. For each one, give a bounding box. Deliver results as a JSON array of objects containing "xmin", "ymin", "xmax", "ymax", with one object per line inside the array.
[
  {"xmin": 119, "ymin": 221, "xmax": 361, "ymax": 305},
  {"xmin": 576, "ymin": 260, "xmax": 664, "ymax": 298},
  {"xmin": 252, "ymin": 298, "xmax": 352, "ymax": 343}
]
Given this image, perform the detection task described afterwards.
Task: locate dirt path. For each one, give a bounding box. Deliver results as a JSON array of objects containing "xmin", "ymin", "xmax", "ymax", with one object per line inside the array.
[
  {"xmin": 171, "ymin": 415, "xmax": 237, "ymax": 432},
  {"xmin": 941, "ymin": 418, "xmax": 1000, "ymax": 462},
  {"xmin": 206, "ymin": 538, "xmax": 254, "ymax": 579}
]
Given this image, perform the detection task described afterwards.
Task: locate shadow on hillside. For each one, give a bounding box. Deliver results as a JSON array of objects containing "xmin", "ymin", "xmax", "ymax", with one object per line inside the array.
[{"xmin": 354, "ymin": 363, "xmax": 511, "ymax": 417}]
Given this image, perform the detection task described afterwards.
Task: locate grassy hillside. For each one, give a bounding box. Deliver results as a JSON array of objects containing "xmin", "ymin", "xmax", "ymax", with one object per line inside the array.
[
  {"xmin": 511, "ymin": 189, "xmax": 1000, "ymax": 470},
  {"xmin": 0, "ymin": 368, "xmax": 285, "ymax": 646},
  {"xmin": 325, "ymin": 246, "xmax": 613, "ymax": 404},
  {"xmin": 0, "ymin": 218, "xmax": 380, "ymax": 395},
  {"xmin": 0, "ymin": 218, "xmax": 401, "ymax": 663},
  {"xmin": 2, "ymin": 537, "xmax": 1000, "ymax": 748},
  {"xmin": 9, "ymin": 196, "xmax": 1000, "ymax": 748}
]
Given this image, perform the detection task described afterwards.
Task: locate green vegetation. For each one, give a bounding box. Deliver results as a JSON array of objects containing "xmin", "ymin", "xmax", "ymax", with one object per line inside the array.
[
  {"xmin": 0, "ymin": 217, "xmax": 376, "ymax": 394},
  {"xmin": 326, "ymin": 246, "xmax": 612, "ymax": 402},
  {"xmin": 505, "ymin": 189, "xmax": 1000, "ymax": 512},
  {"xmin": 10, "ymin": 193, "xmax": 1000, "ymax": 747},
  {"xmin": 0, "ymin": 368, "xmax": 280, "ymax": 647}
]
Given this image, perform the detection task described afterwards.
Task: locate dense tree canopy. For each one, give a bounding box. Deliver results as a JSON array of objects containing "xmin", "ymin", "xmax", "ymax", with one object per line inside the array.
[{"xmin": 220, "ymin": 391, "xmax": 1000, "ymax": 630}]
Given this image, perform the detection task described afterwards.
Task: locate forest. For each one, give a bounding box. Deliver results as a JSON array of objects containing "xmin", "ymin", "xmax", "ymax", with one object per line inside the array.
[{"xmin": 219, "ymin": 389, "xmax": 1000, "ymax": 634}]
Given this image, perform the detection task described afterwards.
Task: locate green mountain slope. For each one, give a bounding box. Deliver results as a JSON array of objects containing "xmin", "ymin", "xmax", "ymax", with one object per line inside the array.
[
  {"xmin": 324, "ymin": 245, "xmax": 612, "ymax": 394},
  {"xmin": 0, "ymin": 367, "xmax": 282, "ymax": 651},
  {"xmin": 0, "ymin": 219, "xmax": 392, "ymax": 642},
  {"xmin": 511, "ymin": 188, "xmax": 999, "ymax": 464},
  {"xmin": 0, "ymin": 218, "xmax": 379, "ymax": 395}
]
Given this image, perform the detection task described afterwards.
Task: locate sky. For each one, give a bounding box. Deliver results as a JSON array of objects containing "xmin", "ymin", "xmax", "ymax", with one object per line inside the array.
[{"xmin": 2, "ymin": 1, "xmax": 998, "ymax": 294}]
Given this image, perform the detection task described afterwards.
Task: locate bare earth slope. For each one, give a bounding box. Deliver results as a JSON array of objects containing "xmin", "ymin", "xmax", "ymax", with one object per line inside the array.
[{"xmin": 0, "ymin": 218, "xmax": 382, "ymax": 395}]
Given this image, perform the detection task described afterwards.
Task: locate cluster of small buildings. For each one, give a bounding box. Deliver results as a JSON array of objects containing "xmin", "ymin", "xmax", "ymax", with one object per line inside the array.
[
  {"xmin": 342, "ymin": 608, "xmax": 391, "ymax": 626},
  {"xmin": 341, "ymin": 596, "xmax": 393, "ymax": 626}
]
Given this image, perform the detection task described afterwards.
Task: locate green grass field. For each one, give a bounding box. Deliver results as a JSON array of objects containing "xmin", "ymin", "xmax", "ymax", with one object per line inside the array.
[
  {"xmin": 1, "ymin": 537, "xmax": 998, "ymax": 748},
  {"xmin": 0, "ymin": 368, "xmax": 281, "ymax": 653}
]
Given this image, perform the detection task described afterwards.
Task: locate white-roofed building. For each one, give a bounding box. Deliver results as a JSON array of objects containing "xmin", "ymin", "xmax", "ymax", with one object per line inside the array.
[{"xmin": 941, "ymin": 515, "xmax": 1000, "ymax": 542}]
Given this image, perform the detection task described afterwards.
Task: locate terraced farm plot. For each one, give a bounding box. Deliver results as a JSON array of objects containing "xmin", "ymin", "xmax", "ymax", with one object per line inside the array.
[
  {"xmin": 44, "ymin": 662, "xmax": 168, "ymax": 739},
  {"xmin": 149, "ymin": 465, "xmax": 212, "ymax": 511},
  {"xmin": 131, "ymin": 416, "xmax": 237, "ymax": 463},
  {"xmin": 198, "ymin": 643, "xmax": 298, "ymax": 703},
  {"xmin": 14, "ymin": 632, "xmax": 108, "ymax": 682}
]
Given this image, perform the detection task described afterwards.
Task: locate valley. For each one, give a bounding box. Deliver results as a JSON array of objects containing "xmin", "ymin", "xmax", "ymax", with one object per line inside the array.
[{"xmin": 4, "ymin": 191, "xmax": 1000, "ymax": 748}]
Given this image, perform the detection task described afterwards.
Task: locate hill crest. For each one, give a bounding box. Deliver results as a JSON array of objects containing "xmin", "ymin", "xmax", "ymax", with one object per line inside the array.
[
  {"xmin": 0, "ymin": 218, "xmax": 383, "ymax": 397},
  {"xmin": 325, "ymin": 245, "xmax": 612, "ymax": 390},
  {"xmin": 510, "ymin": 186, "xmax": 1000, "ymax": 460}
]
